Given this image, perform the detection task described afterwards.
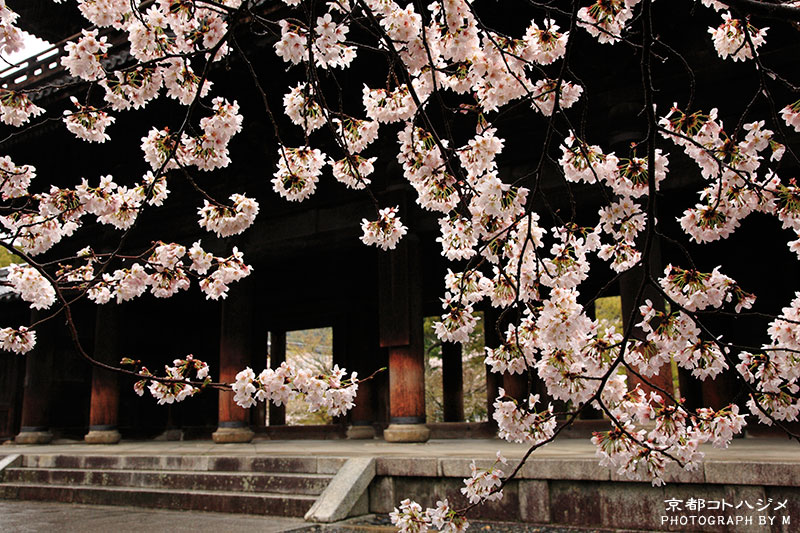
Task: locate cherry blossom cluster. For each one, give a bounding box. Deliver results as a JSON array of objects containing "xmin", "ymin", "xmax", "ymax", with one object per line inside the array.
[
  {"xmin": 461, "ymin": 453, "xmax": 507, "ymax": 505},
  {"xmin": 657, "ymin": 106, "xmax": 795, "ymax": 246},
  {"xmin": 62, "ymin": 96, "xmax": 115, "ymax": 143},
  {"xmin": 708, "ymin": 12, "xmax": 767, "ymax": 62},
  {"xmin": 577, "ymin": 0, "xmax": 640, "ymax": 45},
  {"xmin": 61, "ymin": 29, "xmax": 110, "ymax": 82},
  {"xmin": 283, "ymin": 83, "xmax": 326, "ymax": 134},
  {"xmin": 185, "ymin": 97, "xmax": 244, "ymax": 171},
  {"xmin": 782, "ymin": 99, "xmax": 800, "ymax": 133},
  {"xmin": 0, "ymin": 156, "xmax": 36, "ymax": 199},
  {"xmin": 389, "ymin": 453, "xmax": 507, "ymax": 532},
  {"xmin": 493, "ymin": 389, "xmax": 556, "ymax": 445},
  {"xmin": 99, "ymin": 66, "xmax": 163, "ymax": 111},
  {"xmin": 737, "ymin": 293, "xmax": 800, "ymax": 424},
  {"xmin": 0, "ymin": 90, "xmax": 44, "ymax": 127},
  {"xmin": 333, "ymin": 118, "xmax": 380, "ymax": 155},
  {"xmin": 524, "ymin": 19, "xmax": 568, "ymax": 65},
  {"xmin": 198, "ymin": 194, "xmax": 259, "ymax": 238},
  {"xmin": 232, "ymin": 362, "xmax": 358, "ymax": 417},
  {"xmin": 0, "ymin": 326, "xmax": 36, "ymax": 354},
  {"xmin": 397, "ymin": 124, "xmax": 459, "ymax": 214},
  {"xmin": 659, "ymin": 265, "xmax": 755, "ymax": 313},
  {"xmin": 130, "ymin": 354, "xmax": 210, "ymax": 405},
  {"xmin": 636, "ymin": 300, "xmax": 726, "ymax": 380},
  {"xmin": 559, "ymin": 134, "xmax": 619, "ymax": 185},
  {"xmin": 275, "ymin": 14, "xmax": 356, "ymax": 69},
  {"xmin": 64, "ymin": 242, "xmax": 251, "ymax": 304},
  {"xmin": 531, "ymin": 79, "xmax": 583, "ymax": 116},
  {"xmin": 141, "ymin": 98, "xmax": 243, "ymax": 172},
  {"xmin": 0, "ymin": 171, "xmax": 172, "ymax": 260},
  {"xmin": 192, "ymin": 245, "xmax": 253, "ymax": 301},
  {"xmin": 272, "ymin": 146, "xmax": 327, "ymax": 202},
  {"xmin": 330, "ymin": 155, "xmax": 376, "ymax": 190},
  {"xmin": 434, "ymin": 292, "xmax": 479, "ymax": 344},
  {"xmin": 7, "ymin": 264, "xmax": 56, "ymax": 310},
  {"xmin": 593, "ymin": 389, "xmax": 747, "ymax": 486},
  {"xmin": 360, "ymin": 206, "xmax": 408, "ymax": 251},
  {"xmin": 0, "ymin": 1, "xmax": 23, "ymax": 56},
  {"xmin": 390, "ymin": 499, "xmax": 468, "ymax": 533},
  {"xmin": 55, "ymin": 0, "xmax": 238, "ymax": 128}
]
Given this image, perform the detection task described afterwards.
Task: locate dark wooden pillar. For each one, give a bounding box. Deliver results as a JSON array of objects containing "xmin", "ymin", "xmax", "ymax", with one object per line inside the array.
[
  {"xmin": 85, "ymin": 304, "xmax": 122, "ymax": 444},
  {"xmin": 380, "ymin": 236, "xmax": 429, "ymax": 442},
  {"xmin": 268, "ymin": 330, "xmax": 286, "ymax": 426},
  {"xmin": 441, "ymin": 342, "xmax": 464, "ymax": 422},
  {"xmin": 252, "ymin": 319, "xmax": 269, "ymax": 433},
  {"xmin": 345, "ymin": 311, "xmax": 378, "ymax": 439},
  {"xmin": 212, "ymin": 279, "xmax": 255, "ymax": 443},
  {"xmin": 619, "ymin": 264, "xmax": 675, "ymax": 399},
  {"xmin": 484, "ymin": 307, "xmax": 528, "ymax": 409},
  {"xmin": 348, "ymin": 379, "xmax": 376, "ymax": 438},
  {"xmin": 502, "ymin": 372, "xmax": 529, "ymax": 403},
  {"xmin": 700, "ymin": 373, "xmax": 740, "ymax": 411},
  {"xmin": 15, "ymin": 311, "xmax": 55, "ymax": 444}
]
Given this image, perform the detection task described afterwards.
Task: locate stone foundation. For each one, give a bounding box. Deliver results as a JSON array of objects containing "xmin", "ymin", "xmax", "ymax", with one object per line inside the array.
[
  {"xmin": 84, "ymin": 429, "xmax": 121, "ymax": 445},
  {"xmin": 367, "ymin": 455, "xmax": 800, "ymax": 532},
  {"xmin": 211, "ymin": 426, "xmax": 254, "ymax": 443},
  {"xmin": 382, "ymin": 424, "xmax": 430, "ymax": 443}
]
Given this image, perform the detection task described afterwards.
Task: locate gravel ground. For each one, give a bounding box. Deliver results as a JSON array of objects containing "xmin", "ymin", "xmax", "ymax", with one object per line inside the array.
[{"xmin": 0, "ymin": 501, "xmax": 648, "ymax": 533}]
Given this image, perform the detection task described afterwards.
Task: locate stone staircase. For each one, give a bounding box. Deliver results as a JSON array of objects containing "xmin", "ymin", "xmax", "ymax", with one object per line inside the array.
[{"xmin": 0, "ymin": 454, "xmax": 338, "ymax": 516}]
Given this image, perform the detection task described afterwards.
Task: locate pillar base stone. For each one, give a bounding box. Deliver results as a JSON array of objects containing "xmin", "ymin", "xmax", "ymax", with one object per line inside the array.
[
  {"xmin": 84, "ymin": 429, "xmax": 121, "ymax": 444},
  {"xmin": 15, "ymin": 431, "xmax": 53, "ymax": 445},
  {"xmin": 212, "ymin": 426, "xmax": 254, "ymax": 443},
  {"xmin": 346, "ymin": 425, "xmax": 376, "ymax": 440},
  {"xmin": 383, "ymin": 423, "xmax": 430, "ymax": 443}
]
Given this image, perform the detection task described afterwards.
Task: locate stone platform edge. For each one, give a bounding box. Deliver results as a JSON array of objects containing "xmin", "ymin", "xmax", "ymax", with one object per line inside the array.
[
  {"xmin": 374, "ymin": 455, "xmax": 800, "ymax": 487},
  {"xmin": 8, "ymin": 452, "xmax": 798, "ymax": 487}
]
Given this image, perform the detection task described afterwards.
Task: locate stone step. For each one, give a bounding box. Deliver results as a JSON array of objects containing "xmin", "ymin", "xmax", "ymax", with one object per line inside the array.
[
  {"xmin": 2, "ymin": 467, "xmax": 331, "ymax": 495},
  {"xmin": 20, "ymin": 454, "xmax": 328, "ymax": 473},
  {"xmin": 0, "ymin": 482, "xmax": 316, "ymax": 517}
]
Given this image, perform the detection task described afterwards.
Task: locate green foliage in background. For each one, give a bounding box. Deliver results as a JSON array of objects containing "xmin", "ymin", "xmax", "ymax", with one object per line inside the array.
[
  {"xmin": 0, "ymin": 247, "xmax": 21, "ymax": 268},
  {"xmin": 423, "ymin": 313, "xmax": 488, "ymax": 423},
  {"xmin": 283, "ymin": 327, "xmax": 334, "ymax": 426},
  {"xmin": 595, "ymin": 296, "xmax": 623, "ymax": 333}
]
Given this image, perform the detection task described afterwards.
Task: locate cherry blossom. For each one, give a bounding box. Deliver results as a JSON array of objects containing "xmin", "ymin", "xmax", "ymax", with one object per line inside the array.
[
  {"xmin": 0, "ymin": 156, "xmax": 35, "ymax": 199},
  {"xmin": 493, "ymin": 389, "xmax": 557, "ymax": 444},
  {"xmin": 461, "ymin": 455, "xmax": 506, "ymax": 505},
  {"xmin": 782, "ymin": 99, "xmax": 800, "ymax": 133},
  {"xmin": 0, "ymin": 326, "xmax": 36, "ymax": 354},
  {"xmin": 0, "ymin": 89, "xmax": 44, "ymax": 127},
  {"xmin": 531, "ymin": 79, "xmax": 583, "ymax": 116},
  {"xmin": 63, "ymin": 97, "xmax": 115, "ymax": 143},
  {"xmin": 360, "ymin": 206, "xmax": 408, "ymax": 250},
  {"xmin": 198, "ymin": 194, "xmax": 259, "ymax": 238},
  {"xmin": 0, "ymin": 2, "xmax": 23, "ymax": 56},
  {"xmin": 61, "ymin": 29, "xmax": 110, "ymax": 82},
  {"xmin": 709, "ymin": 12, "xmax": 767, "ymax": 62},
  {"xmin": 7, "ymin": 264, "xmax": 56, "ymax": 310},
  {"xmin": 283, "ymin": 84, "xmax": 326, "ymax": 133},
  {"xmin": 272, "ymin": 146, "xmax": 327, "ymax": 202},
  {"xmin": 232, "ymin": 362, "xmax": 358, "ymax": 415},
  {"xmin": 523, "ymin": 19, "xmax": 568, "ymax": 65},
  {"xmin": 330, "ymin": 155, "xmax": 376, "ymax": 190}
]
